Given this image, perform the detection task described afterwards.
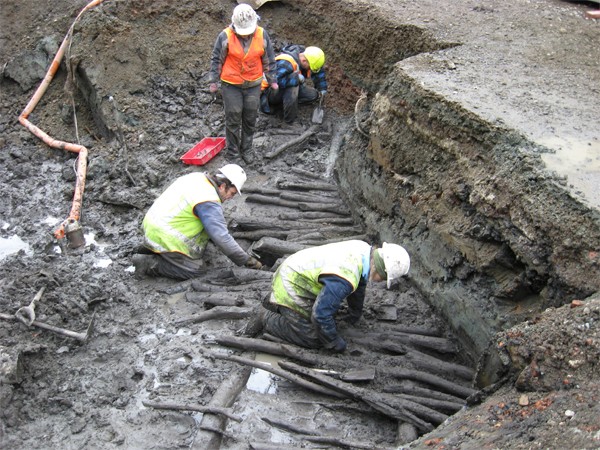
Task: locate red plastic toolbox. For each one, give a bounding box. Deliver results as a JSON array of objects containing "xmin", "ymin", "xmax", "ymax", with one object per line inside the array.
[{"xmin": 180, "ymin": 137, "xmax": 226, "ymax": 165}]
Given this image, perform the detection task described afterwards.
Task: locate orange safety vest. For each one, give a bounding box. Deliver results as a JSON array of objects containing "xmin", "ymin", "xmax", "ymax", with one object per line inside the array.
[
  {"xmin": 221, "ymin": 26, "xmax": 265, "ymax": 85},
  {"xmin": 261, "ymin": 53, "xmax": 310, "ymax": 90}
]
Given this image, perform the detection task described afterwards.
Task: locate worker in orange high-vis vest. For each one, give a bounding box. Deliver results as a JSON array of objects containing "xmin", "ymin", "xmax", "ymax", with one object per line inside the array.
[{"xmin": 208, "ymin": 4, "xmax": 278, "ymax": 165}]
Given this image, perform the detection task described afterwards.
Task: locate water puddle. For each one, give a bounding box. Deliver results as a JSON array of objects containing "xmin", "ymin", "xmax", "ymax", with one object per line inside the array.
[
  {"xmin": 246, "ymin": 353, "xmax": 280, "ymax": 394},
  {"xmin": 0, "ymin": 235, "xmax": 33, "ymax": 260},
  {"xmin": 539, "ymin": 136, "xmax": 600, "ymax": 208}
]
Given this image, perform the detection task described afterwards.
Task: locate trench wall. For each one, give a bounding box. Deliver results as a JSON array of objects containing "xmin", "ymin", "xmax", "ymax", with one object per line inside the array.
[{"xmin": 336, "ymin": 67, "xmax": 600, "ymax": 381}]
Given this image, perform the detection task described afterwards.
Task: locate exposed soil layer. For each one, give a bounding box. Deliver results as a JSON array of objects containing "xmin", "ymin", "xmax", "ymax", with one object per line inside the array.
[{"xmin": 1, "ymin": 0, "xmax": 599, "ymax": 449}]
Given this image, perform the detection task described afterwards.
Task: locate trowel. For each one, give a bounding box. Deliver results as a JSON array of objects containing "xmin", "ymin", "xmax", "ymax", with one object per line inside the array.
[{"xmin": 311, "ymin": 95, "xmax": 324, "ymax": 124}]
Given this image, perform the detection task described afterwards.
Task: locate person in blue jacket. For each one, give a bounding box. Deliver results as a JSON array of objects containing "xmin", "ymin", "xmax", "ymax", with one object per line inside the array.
[
  {"xmin": 260, "ymin": 45, "xmax": 327, "ymax": 123},
  {"xmin": 245, "ymin": 240, "xmax": 411, "ymax": 352}
]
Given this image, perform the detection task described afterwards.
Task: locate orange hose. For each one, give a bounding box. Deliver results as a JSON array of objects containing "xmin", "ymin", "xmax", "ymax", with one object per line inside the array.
[{"xmin": 18, "ymin": 0, "xmax": 106, "ymax": 241}]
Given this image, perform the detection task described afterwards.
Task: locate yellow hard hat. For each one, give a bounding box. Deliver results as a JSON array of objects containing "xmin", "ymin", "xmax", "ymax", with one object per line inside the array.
[{"xmin": 303, "ymin": 47, "xmax": 325, "ymax": 72}]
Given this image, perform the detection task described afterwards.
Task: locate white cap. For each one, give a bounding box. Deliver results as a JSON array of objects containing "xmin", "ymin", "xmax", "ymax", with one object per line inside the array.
[
  {"xmin": 381, "ymin": 242, "xmax": 410, "ymax": 288},
  {"xmin": 232, "ymin": 4, "xmax": 258, "ymax": 35},
  {"xmin": 218, "ymin": 164, "xmax": 247, "ymax": 195}
]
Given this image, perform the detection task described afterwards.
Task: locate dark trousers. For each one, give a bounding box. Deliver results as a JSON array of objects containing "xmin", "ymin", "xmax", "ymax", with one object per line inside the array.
[
  {"xmin": 264, "ymin": 84, "xmax": 319, "ymax": 123},
  {"xmin": 221, "ymin": 82, "xmax": 261, "ymax": 157},
  {"xmin": 143, "ymin": 251, "xmax": 205, "ymax": 280},
  {"xmin": 262, "ymin": 307, "xmax": 321, "ymax": 349}
]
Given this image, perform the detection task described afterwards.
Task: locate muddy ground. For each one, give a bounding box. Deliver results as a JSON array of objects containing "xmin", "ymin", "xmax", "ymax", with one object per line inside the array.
[{"xmin": 1, "ymin": 0, "xmax": 599, "ymax": 449}]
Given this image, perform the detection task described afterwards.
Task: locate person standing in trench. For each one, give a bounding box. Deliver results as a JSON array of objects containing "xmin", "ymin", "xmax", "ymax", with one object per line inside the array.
[{"xmin": 208, "ymin": 4, "xmax": 278, "ymax": 164}]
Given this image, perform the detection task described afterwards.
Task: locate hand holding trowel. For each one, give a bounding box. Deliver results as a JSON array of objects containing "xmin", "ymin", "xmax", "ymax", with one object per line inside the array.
[{"xmin": 312, "ymin": 92, "xmax": 325, "ymax": 124}]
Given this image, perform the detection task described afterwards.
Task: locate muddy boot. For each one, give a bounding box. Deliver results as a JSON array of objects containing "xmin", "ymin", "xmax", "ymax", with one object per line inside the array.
[
  {"xmin": 240, "ymin": 305, "xmax": 267, "ymax": 337},
  {"xmin": 241, "ymin": 150, "xmax": 255, "ymax": 165},
  {"xmin": 132, "ymin": 254, "xmax": 159, "ymax": 279}
]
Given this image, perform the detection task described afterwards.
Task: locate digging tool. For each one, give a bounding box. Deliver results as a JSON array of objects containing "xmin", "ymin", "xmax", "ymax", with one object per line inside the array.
[
  {"xmin": 0, "ymin": 312, "xmax": 95, "ymax": 342},
  {"xmin": 311, "ymin": 95, "xmax": 324, "ymax": 124},
  {"xmin": 15, "ymin": 286, "xmax": 46, "ymax": 326}
]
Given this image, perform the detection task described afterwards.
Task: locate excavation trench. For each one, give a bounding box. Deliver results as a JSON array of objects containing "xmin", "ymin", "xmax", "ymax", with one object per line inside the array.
[
  {"xmin": 70, "ymin": 0, "xmax": 599, "ymax": 379},
  {"xmin": 2, "ymin": 0, "xmax": 600, "ymax": 449}
]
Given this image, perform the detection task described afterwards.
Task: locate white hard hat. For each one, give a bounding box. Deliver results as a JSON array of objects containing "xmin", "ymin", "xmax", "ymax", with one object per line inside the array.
[
  {"xmin": 232, "ymin": 4, "xmax": 258, "ymax": 35},
  {"xmin": 218, "ymin": 164, "xmax": 247, "ymax": 195},
  {"xmin": 380, "ymin": 242, "xmax": 410, "ymax": 288}
]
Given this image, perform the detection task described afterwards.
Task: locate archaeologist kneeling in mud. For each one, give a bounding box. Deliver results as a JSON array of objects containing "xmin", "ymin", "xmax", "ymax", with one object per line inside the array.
[
  {"xmin": 246, "ymin": 240, "xmax": 410, "ymax": 352},
  {"xmin": 133, "ymin": 164, "xmax": 263, "ymax": 280}
]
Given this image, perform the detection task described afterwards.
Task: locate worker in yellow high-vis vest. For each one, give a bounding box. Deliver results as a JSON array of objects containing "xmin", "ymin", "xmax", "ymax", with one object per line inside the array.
[
  {"xmin": 133, "ymin": 164, "xmax": 262, "ymax": 280},
  {"xmin": 245, "ymin": 240, "xmax": 410, "ymax": 352}
]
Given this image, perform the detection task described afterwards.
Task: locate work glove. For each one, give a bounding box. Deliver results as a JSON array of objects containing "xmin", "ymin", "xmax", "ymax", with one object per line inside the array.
[
  {"xmin": 209, "ymin": 82, "xmax": 218, "ymax": 94},
  {"xmin": 325, "ymin": 336, "xmax": 347, "ymax": 353},
  {"xmin": 297, "ymin": 73, "xmax": 305, "ymax": 84},
  {"xmin": 245, "ymin": 256, "xmax": 263, "ymax": 270},
  {"xmin": 320, "ymin": 90, "xmax": 327, "ymax": 99},
  {"xmin": 270, "ymin": 82, "xmax": 279, "ymax": 91}
]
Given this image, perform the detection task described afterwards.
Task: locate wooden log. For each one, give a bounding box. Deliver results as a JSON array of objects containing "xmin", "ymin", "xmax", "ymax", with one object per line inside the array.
[
  {"xmin": 249, "ymin": 237, "xmax": 310, "ymax": 258},
  {"xmin": 290, "ymin": 166, "xmax": 326, "ymax": 180},
  {"xmin": 289, "ymin": 217, "xmax": 356, "ymax": 226},
  {"xmin": 232, "ymin": 230, "xmax": 290, "ymax": 241},
  {"xmin": 279, "ymin": 360, "xmax": 436, "ymax": 432},
  {"xmin": 230, "ymin": 267, "xmax": 274, "ymax": 282},
  {"xmin": 245, "ymin": 194, "xmax": 299, "ymax": 209},
  {"xmin": 379, "ymin": 366, "xmax": 477, "ymax": 399},
  {"xmin": 264, "ymin": 125, "xmax": 318, "ymax": 159},
  {"xmin": 347, "ymin": 336, "xmax": 408, "ymax": 355},
  {"xmin": 232, "ymin": 219, "xmax": 316, "ymax": 232},
  {"xmin": 278, "ymin": 211, "xmax": 348, "ymax": 220},
  {"xmin": 214, "ymin": 335, "xmax": 320, "ymax": 365},
  {"xmin": 261, "ymin": 417, "xmax": 320, "ymax": 436},
  {"xmin": 241, "ymin": 187, "xmax": 281, "ymax": 196},
  {"xmin": 350, "ymin": 334, "xmax": 472, "ymax": 380},
  {"xmin": 185, "ymin": 292, "xmax": 246, "ymax": 307},
  {"xmin": 276, "ymin": 180, "xmax": 338, "ymax": 192},
  {"xmin": 383, "ymin": 380, "xmax": 468, "ymax": 405},
  {"xmin": 142, "ymin": 400, "xmax": 243, "ymax": 422},
  {"xmin": 297, "ymin": 202, "xmax": 350, "ymax": 215},
  {"xmin": 298, "ymin": 235, "xmax": 369, "ymax": 246},
  {"xmin": 396, "ymin": 393, "xmax": 465, "ymax": 414},
  {"xmin": 403, "ymin": 349, "xmax": 474, "ymax": 381},
  {"xmin": 379, "ymin": 324, "xmax": 442, "ymax": 337},
  {"xmin": 279, "ymin": 192, "xmax": 341, "ymax": 204},
  {"xmin": 173, "ymin": 307, "xmax": 252, "ymax": 326},
  {"xmin": 191, "ymin": 281, "xmax": 270, "ymax": 293},
  {"xmin": 207, "ymin": 350, "xmax": 345, "ymax": 399},
  {"xmin": 286, "ymin": 226, "xmax": 364, "ymax": 242},
  {"xmin": 345, "ymin": 328, "xmax": 457, "ymax": 354},
  {"xmin": 194, "ymin": 365, "xmax": 252, "ymax": 449},
  {"xmin": 157, "ymin": 279, "xmax": 194, "ymax": 295}
]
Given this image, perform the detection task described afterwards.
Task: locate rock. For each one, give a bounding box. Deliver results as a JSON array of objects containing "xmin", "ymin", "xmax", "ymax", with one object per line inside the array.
[{"xmin": 4, "ymin": 36, "xmax": 58, "ymax": 91}]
